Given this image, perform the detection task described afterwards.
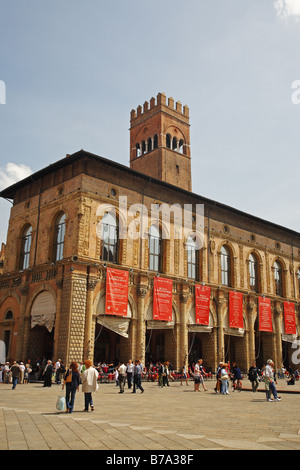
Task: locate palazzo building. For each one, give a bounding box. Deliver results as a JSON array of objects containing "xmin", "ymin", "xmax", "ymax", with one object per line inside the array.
[{"xmin": 0, "ymin": 92, "xmax": 300, "ymax": 372}]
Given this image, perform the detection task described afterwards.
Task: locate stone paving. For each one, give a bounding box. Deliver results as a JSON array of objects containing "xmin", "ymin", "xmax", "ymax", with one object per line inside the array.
[{"xmin": 1, "ymin": 377, "xmax": 300, "ymax": 451}]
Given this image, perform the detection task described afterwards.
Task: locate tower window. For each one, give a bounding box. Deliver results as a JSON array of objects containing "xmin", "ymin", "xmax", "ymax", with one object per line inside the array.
[
  {"xmin": 153, "ymin": 134, "xmax": 158, "ymax": 149},
  {"xmin": 147, "ymin": 137, "xmax": 152, "ymax": 152},
  {"xmin": 142, "ymin": 140, "xmax": 146, "ymax": 155},
  {"xmin": 179, "ymin": 139, "xmax": 184, "ymax": 154},
  {"xmin": 166, "ymin": 134, "xmax": 171, "ymax": 149},
  {"xmin": 136, "ymin": 143, "xmax": 141, "ymax": 157},
  {"xmin": 172, "ymin": 137, "xmax": 178, "ymax": 151}
]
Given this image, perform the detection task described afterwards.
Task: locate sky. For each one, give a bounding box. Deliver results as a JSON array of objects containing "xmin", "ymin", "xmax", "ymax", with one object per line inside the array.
[{"xmin": 1, "ymin": 0, "xmax": 300, "ymax": 245}]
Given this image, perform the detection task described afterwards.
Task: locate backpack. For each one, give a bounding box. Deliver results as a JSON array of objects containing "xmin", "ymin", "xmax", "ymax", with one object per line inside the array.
[{"xmin": 65, "ymin": 370, "xmax": 72, "ymax": 383}]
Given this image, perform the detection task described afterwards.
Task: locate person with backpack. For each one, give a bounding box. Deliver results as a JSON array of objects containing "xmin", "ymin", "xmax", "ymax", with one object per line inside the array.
[{"xmin": 62, "ymin": 362, "xmax": 80, "ymax": 413}]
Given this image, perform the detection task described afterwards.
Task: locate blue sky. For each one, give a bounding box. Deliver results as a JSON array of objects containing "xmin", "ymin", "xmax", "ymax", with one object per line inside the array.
[{"xmin": 1, "ymin": 0, "xmax": 300, "ymax": 245}]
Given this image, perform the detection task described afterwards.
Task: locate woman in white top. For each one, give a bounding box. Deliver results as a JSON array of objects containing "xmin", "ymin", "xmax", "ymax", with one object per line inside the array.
[{"xmin": 81, "ymin": 360, "xmax": 99, "ymax": 411}]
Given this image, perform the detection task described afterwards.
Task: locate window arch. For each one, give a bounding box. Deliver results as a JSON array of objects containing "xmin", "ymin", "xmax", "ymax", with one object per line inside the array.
[
  {"xmin": 186, "ymin": 235, "xmax": 199, "ymax": 281},
  {"xmin": 53, "ymin": 213, "xmax": 66, "ymax": 262},
  {"xmin": 100, "ymin": 211, "xmax": 119, "ymax": 264},
  {"xmin": 221, "ymin": 245, "xmax": 231, "ymax": 287},
  {"xmin": 136, "ymin": 143, "xmax": 141, "ymax": 157},
  {"xmin": 20, "ymin": 225, "xmax": 32, "ymax": 270},
  {"xmin": 274, "ymin": 260, "xmax": 283, "ymax": 296},
  {"xmin": 5, "ymin": 310, "xmax": 13, "ymax": 321},
  {"xmin": 172, "ymin": 137, "xmax": 178, "ymax": 151},
  {"xmin": 249, "ymin": 252, "xmax": 259, "ymax": 292},
  {"xmin": 148, "ymin": 225, "xmax": 162, "ymax": 272},
  {"xmin": 166, "ymin": 134, "xmax": 171, "ymax": 149}
]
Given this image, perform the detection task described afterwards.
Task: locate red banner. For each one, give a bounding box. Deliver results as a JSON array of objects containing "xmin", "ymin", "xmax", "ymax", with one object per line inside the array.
[
  {"xmin": 284, "ymin": 301, "xmax": 296, "ymax": 335},
  {"xmin": 153, "ymin": 277, "xmax": 173, "ymax": 322},
  {"xmin": 258, "ymin": 296, "xmax": 273, "ymax": 332},
  {"xmin": 229, "ymin": 291, "xmax": 244, "ymax": 329},
  {"xmin": 105, "ymin": 268, "xmax": 129, "ymax": 317},
  {"xmin": 195, "ymin": 285, "xmax": 211, "ymax": 325}
]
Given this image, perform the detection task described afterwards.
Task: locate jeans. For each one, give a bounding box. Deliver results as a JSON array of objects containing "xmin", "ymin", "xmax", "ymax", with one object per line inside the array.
[
  {"xmin": 268, "ymin": 381, "xmax": 278, "ymax": 399},
  {"xmin": 127, "ymin": 372, "xmax": 133, "ymax": 389},
  {"xmin": 12, "ymin": 377, "xmax": 18, "ymax": 389},
  {"xmin": 251, "ymin": 379, "xmax": 259, "ymax": 392},
  {"xmin": 84, "ymin": 392, "xmax": 93, "ymax": 410},
  {"xmin": 221, "ymin": 379, "xmax": 229, "ymax": 394},
  {"xmin": 66, "ymin": 384, "xmax": 77, "ymax": 412},
  {"xmin": 133, "ymin": 374, "xmax": 144, "ymax": 392}
]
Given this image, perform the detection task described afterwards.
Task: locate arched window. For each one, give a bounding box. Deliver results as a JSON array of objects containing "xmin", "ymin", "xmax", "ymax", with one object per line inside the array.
[
  {"xmin": 147, "ymin": 137, "xmax": 152, "ymax": 152},
  {"xmin": 274, "ymin": 260, "xmax": 283, "ymax": 296},
  {"xmin": 179, "ymin": 139, "xmax": 184, "ymax": 154},
  {"xmin": 221, "ymin": 245, "xmax": 231, "ymax": 287},
  {"xmin": 249, "ymin": 252, "xmax": 259, "ymax": 292},
  {"xmin": 187, "ymin": 235, "xmax": 199, "ymax": 280},
  {"xmin": 172, "ymin": 137, "xmax": 178, "ymax": 151},
  {"xmin": 142, "ymin": 140, "xmax": 146, "ymax": 155},
  {"xmin": 53, "ymin": 213, "xmax": 66, "ymax": 262},
  {"xmin": 100, "ymin": 212, "xmax": 119, "ymax": 264},
  {"xmin": 5, "ymin": 311, "xmax": 13, "ymax": 320},
  {"xmin": 20, "ymin": 225, "xmax": 32, "ymax": 270},
  {"xmin": 153, "ymin": 134, "xmax": 158, "ymax": 149},
  {"xmin": 166, "ymin": 134, "xmax": 171, "ymax": 149},
  {"xmin": 148, "ymin": 225, "xmax": 162, "ymax": 272},
  {"xmin": 136, "ymin": 143, "xmax": 141, "ymax": 157}
]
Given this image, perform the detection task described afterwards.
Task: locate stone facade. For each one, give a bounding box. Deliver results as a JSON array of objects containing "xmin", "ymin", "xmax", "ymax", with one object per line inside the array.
[{"xmin": 0, "ymin": 94, "xmax": 300, "ymax": 373}]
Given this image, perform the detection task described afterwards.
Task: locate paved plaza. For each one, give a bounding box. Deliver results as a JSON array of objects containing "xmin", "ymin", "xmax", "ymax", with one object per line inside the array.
[{"xmin": 1, "ymin": 377, "xmax": 300, "ymax": 451}]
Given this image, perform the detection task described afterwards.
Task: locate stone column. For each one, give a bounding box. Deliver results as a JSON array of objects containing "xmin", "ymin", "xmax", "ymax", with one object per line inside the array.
[
  {"xmin": 274, "ymin": 301, "xmax": 283, "ymax": 369},
  {"xmin": 18, "ymin": 283, "xmax": 29, "ymax": 361},
  {"xmin": 180, "ymin": 293, "xmax": 189, "ymax": 368},
  {"xmin": 247, "ymin": 294, "xmax": 256, "ymax": 365},
  {"xmin": 84, "ymin": 277, "xmax": 98, "ymax": 361},
  {"xmin": 137, "ymin": 286, "xmax": 147, "ymax": 363},
  {"xmin": 53, "ymin": 278, "xmax": 63, "ymax": 361},
  {"xmin": 216, "ymin": 289, "xmax": 226, "ymax": 364}
]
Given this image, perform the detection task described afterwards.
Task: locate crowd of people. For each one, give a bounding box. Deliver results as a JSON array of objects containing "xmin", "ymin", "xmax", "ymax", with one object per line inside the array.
[{"xmin": 1, "ymin": 356, "xmax": 299, "ymax": 405}]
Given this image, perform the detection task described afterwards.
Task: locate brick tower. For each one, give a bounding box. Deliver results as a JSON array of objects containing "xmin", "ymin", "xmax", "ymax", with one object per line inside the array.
[{"xmin": 129, "ymin": 92, "xmax": 192, "ymax": 191}]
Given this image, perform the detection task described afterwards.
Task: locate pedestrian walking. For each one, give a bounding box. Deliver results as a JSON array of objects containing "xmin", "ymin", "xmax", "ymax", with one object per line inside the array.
[
  {"xmin": 180, "ymin": 363, "xmax": 189, "ymax": 386},
  {"xmin": 198, "ymin": 359, "xmax": 208, "ymax": 391},
  {"xmin": 118, "ymin": 361, "xmax": 127, "ymax": 393},
  {"xmin": 62, "ymin": 362, "xmax": 80, "ymax": 413},
  {"xmin": 132, "ymin": 360, "xmax": 144, "ymax": 393},
  {"xmin": 264, "ymin": 359, "xmax": 281, "ymax": 402},
  {"xmin": 42, "ymin": 360, "xmax": 53, "ymax": 387},
  {"xmin": 126, "ymin": 359, "xmax": 134, "ymax": 389},
  {"xmin": 248, "ymin": 361, "xmax": 259, "ymax": 392},
  {"xmin": 10, "ymin": 361, "xmax": 21, "ymax": 390},
  {"xmin": 220, "ymin": 363, "xmax": 229, "ymax": 394},
  {"xmin": 193, "ymin": 359, "xmax": 202, "ymax": 392},
  {"xmin": 157, "ymin": 361, "xmax": 164, "ymax": 387},
  {"xmin": 81, "ymin": 360, "xmax": 99, "ymax": 411}
]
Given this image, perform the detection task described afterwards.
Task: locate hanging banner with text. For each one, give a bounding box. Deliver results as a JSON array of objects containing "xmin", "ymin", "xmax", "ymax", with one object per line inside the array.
[
  {"xmin": 284, "ymin": 301, "xmax": 296, "ymax": 335},
  {"xmin": 195, "ymin": 285, "xmax": 211, "ymax": 325},
  {"xmin": 229, "ymin": 291, "xmax": 244, "ymax": 329},
  {"xmin": 258, "ymin": 296, "xmax": 273, "ymax": 332},
  {"xmin": 153, "ymin": 277, "xmax": 173, "ymax": 322},
  {"xmin": 105, "ymin": 267, "xmax": 129, "ymax": 317}
]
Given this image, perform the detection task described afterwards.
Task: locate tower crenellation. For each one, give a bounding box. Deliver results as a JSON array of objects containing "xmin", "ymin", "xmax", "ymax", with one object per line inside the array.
[{"xmin": 129, "ymin": 92, "xmax": 192, "ymax": 192}]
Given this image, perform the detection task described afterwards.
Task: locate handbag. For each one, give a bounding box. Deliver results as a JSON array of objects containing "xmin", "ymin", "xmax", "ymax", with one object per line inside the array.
[
  {"xmin": 221, "ymin": 374, "xmax": 229, "ymax": 380},
  {"xmin": 65, "ymin": 370, "xmax": 72, "ymax": 383},
  {"xmin": 56, "ymin": 394, "xmax": 66, "ymax": 411}
]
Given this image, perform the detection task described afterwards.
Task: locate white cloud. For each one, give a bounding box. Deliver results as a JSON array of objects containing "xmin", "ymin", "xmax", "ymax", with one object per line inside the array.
[
  {"xmin": 274, "ymin": 0, "xmax": 300, "ymax": 19},
  {"xmin": 0, "ymin": 162, "xmax": 32, "ymax": 190}
]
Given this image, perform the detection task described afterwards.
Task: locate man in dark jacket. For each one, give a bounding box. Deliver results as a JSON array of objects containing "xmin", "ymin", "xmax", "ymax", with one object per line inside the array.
[
  {"xmin": 248, "ymin": 361, "xmax": 259, "ymax": 392},
  {"xmin": 10, "ymin": 361, "xmax": 21, "ymax": 389}
]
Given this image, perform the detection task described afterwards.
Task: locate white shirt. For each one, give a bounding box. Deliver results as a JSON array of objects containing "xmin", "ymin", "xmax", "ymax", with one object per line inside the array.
[
  {"xmin": 118, "ymin": 364, "xmax": 127, "ymax": 375},
  {"xmin": 194, "ymin": 364, "xmax": 200, "ymax": 377}
]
